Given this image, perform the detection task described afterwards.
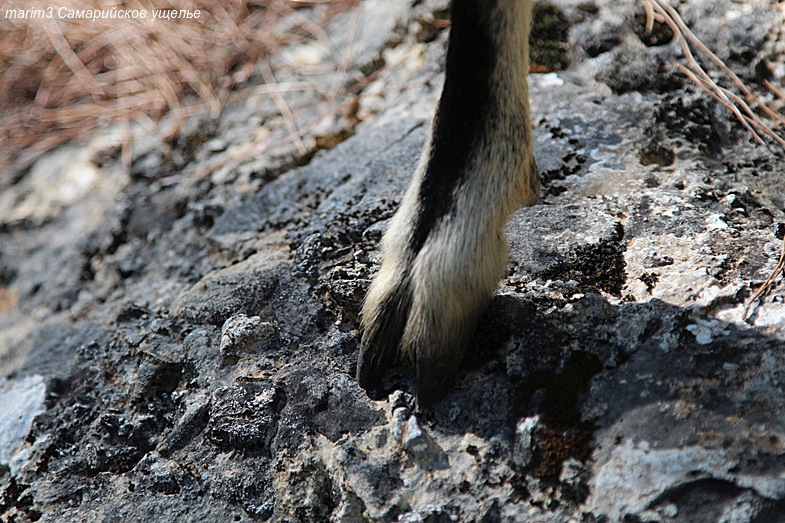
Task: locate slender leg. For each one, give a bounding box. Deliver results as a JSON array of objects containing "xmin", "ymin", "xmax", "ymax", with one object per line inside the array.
[{"xmin": 358, "ymin": 0, "xmax": 540, "ymax": 407}]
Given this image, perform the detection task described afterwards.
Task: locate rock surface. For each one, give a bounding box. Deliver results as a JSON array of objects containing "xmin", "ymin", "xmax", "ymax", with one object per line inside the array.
[{"xmin": 2, "ymin": 0, "xmax": 785, "ymax": 521}]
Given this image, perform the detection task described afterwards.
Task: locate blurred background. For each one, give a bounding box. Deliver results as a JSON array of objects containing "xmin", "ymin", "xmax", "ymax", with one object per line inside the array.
[{"xmin": 0, "ymin": 0, "xmax": 357, "ymax": 172}]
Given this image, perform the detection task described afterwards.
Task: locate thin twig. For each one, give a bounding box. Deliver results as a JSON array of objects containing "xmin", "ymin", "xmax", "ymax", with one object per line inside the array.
[
  {"xmin": 643, "ymin": 0, "xmax": 785, "ymax": 317},
  {"xmin": 260, "ymin": 61, "xmax": 308, "ymax": 156},
  {"xmin": 744, "ymin": 238, "xmax": 785, "ymax": 321},
  {"xmin": 644, "ymin": 0, "xmax": 785, "ymax": 149},
  {"xmin": 678, "ymin": 64, "xmax": 785, "ymax": 150},
  {"xmin": 327, "ymin": 3, "xmax": 363, "ymax": 101},
  {"xmin": 42, "ymin": 19, "xmax": 105, "ymax": 103},
  {"xmin": 673, "ymin": 63, "xmax": 767, "ymax": 146},
  {"xmin": 764, "ymin": 79, "xmax": 785, "ymax": 105}
]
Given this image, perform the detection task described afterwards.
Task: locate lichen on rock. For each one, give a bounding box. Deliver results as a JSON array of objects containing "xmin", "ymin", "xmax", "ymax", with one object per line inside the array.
[{"xmin": 1, "ymin": 0, "xmax": 785, "ymax": 521}]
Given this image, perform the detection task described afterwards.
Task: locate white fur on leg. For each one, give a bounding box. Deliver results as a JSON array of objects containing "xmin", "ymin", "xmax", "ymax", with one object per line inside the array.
[{"xmin": 358, "ymin": 0, "xmax": 538, "ymax": 406}]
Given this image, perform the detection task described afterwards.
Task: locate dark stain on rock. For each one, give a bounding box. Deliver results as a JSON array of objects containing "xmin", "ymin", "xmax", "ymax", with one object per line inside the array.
[
  {"xmin": 531, "ymin": 2, "xmax": 571, "ymax": 71},
  {"xmin": 515, "ymin": 350, "xmax": 603, "ymax": 482},
  {"xmin": 541, "ymin": 223, "xmax": 626, "ymax": 296}
]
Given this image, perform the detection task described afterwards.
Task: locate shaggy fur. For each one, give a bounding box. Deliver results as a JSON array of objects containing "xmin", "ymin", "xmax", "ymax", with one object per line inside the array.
[{"xmin": 358, "ymin": 0, "xmax": 540, "ymax": 406}]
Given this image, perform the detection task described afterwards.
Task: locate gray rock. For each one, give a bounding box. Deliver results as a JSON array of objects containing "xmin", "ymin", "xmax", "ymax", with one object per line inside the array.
[
  {"xmin": 513, "ymin": 416, "xmax": 541, "ymax": 469},
  {"xmin": 207, "ymin": 383, "xmax": 282, "ymax": 451},
  {"xmin": 171, "ymin": 245, "xmax": 291, "ymax": 325},
  {"xmin": 1, "ymin": 0, "xmax": 785, "ymax": 521},
  {"xmin": 0, "ymin": 376, "xmax": 46, "ymax": 474},
  {"xmin": 156, "ymin": 391, "xmax": 211, "ymax": 456},
  {"xmin": 595, "ymin": 44, "xmax": 660, "ymax": 94},
  {"xmin": 507, "ymin": 204, "xmax": 625, "ymax": 294},
  {"xmin": 219, "ymin": 314, "xmax": 278, "ymax": 360}
]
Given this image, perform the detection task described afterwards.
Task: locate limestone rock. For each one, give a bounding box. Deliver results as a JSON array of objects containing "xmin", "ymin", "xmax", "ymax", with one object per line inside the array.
[{"xmin": 1, "ymin": 0, "xmax": 785, "ymax": 521}]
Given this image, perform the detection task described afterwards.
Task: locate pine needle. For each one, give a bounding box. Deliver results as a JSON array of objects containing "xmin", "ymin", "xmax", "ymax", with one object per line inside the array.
[{"xmin": 0, "ymin": 0, "xmax": 357, "ymax": 172}]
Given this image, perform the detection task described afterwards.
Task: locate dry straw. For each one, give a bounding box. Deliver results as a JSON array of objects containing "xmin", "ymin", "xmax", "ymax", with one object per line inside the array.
[{"xmin": 0, "ymin": 0, "xmax": 355, "ymax": 171}]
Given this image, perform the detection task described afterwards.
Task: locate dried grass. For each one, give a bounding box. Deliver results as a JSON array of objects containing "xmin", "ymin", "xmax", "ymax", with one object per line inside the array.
[{"xmin": 0, "ymin": 0, "xmax": 356, "ymax": 171}]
